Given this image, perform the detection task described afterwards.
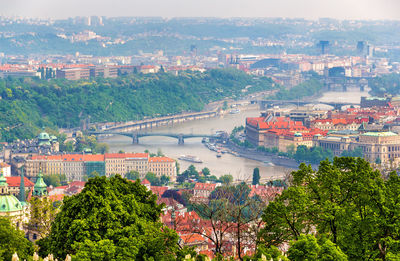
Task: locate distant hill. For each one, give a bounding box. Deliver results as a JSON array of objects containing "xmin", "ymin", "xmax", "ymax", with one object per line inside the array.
[{"xmin": 0, "ymin": 69, "xmax": 275, "ymax": 141}]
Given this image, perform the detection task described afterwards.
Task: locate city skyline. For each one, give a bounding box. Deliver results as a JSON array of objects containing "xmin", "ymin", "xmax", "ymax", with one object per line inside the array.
[{"xmin": 1, "ymin": 0, "xmax": 400, "ymax": 20}]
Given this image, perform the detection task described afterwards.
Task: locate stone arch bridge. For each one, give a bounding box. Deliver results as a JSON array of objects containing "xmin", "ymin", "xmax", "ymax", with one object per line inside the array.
[{"xmin": 90, "ymin": 131, "xmax": 223, "ymax": 145}]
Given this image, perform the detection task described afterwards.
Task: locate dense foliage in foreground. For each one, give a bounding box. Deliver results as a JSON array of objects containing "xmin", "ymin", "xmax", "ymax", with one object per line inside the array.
[
  {"xmin": 0, "ymin": 69, "xmax": 275, "ymax": 141},
  {"xmin": 0, "ymin": 218, "xmax": 34, "ymax": 260},
  {"xmin": 37, "ymin": 175, "xmax": 179, "ymax": 260},
  {"xmin": 259, "ymin": 157, "xmax": 400, "ymax": 260}
]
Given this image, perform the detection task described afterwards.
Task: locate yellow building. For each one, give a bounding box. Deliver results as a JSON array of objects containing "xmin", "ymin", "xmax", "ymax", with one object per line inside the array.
[
  {"xmin": 149, "ymin": 157, "xmax": 176, "ymax": 181},
  {"xmin": 314, "ymin": 132, "xmax": 400, "ymax": 165}
]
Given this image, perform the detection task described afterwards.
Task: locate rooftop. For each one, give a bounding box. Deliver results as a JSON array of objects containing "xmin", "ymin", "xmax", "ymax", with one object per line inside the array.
[{"xmin": 362, "ymin": 132, "xmax": 398, "ymax": 137}]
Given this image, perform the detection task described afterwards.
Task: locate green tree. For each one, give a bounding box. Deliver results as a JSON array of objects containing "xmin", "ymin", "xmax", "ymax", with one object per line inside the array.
[
  {"xmin": 145, "ymin": 172, "xmax": 161, "ymax": 186},
  {"xmin": 64, "ymin": 141, "xmax": 75, "ymax": 152},
  {"xmin": 43, "ymin": 174, "xmax": 67, "ymax": 187},
  {"xmin": 219, "ymin": 174, "xmax": 233, "ymax": 185},
  {"xmin": 27, "ymin": 196, "xmax": 58, "ymax": 239},
  {"xmin": 95, "ymin": 143, "xmax": 109, "ymax": 154},
  {"xmin": 157, "ymin": 148, "xmax": 164, "ymax": 156},
  {"xmin": 287, "ymin": 234, "xmax": 320, "ymax": 261},
  {"xmin": 222, "ymin": 100, "xmax": 228, "ymax": 110},
  {"xmin": 126, "ymin": 170, "xmax": 140, "ymax": 180},
  {"xmin": 201, "ymin": 167, "xmax": 210, "ymax": 177},
  {"xmin": 160, "ymin": 175, "xmax": 170, "ymax": 186},
  {"xmin": 252, "ymin": 167, "xmax": 260, "ymax": 185},
  {"xmin": 0, "ymin": 217, "xmax": 34, "ymax": 260},
  {"xmin": 259, "ymin": 157, "xmax": 400, "ymax": 260},
  {"xmin": 287, "ymin": 235, "xmax": 347, "ymax": 261},
  {"xmin": 37, "ymin": 175, "xmax": 178, "ymax": 260}
]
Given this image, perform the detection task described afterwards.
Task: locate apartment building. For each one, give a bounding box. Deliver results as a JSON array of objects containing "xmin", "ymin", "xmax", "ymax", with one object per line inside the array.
[
  {"xmin": 26, "ymin": 154, "xmax": 105, "ymax": 181},
  {"xmin": 89, "ymin": 66, "xmax": 118, "ymax": 78},
  {"xmin": 148, "ymin": 157, "xmax": 176, "ymax": 181},
  {"xmin": 246, "ymin": 114, "xmax": 327, "ymax": 152},
  {"xmin": 56, "ymin": 67, "xmax": 90, "ymax": 80},
  {"xmin": 25, "ymin": 153, "xmax": 176, "ymax": 181}
]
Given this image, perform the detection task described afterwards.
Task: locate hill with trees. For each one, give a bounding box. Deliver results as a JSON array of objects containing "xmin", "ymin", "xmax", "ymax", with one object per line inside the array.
[{"xmin": 0, "ymin": 69, "xmax": 275, "ymax": 141}]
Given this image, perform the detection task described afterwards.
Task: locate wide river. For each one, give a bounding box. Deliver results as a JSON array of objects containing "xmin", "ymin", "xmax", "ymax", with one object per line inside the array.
[{"xmin": 99, "ymin": 90, "xmax": 370, "ymax": 181}]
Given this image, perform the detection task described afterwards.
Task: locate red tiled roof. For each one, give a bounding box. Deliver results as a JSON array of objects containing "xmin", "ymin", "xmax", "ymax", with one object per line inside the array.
[
  {"xmin": 150, "ymin": 186, "xmax": 168, "ymax": 197},
  {"xmin": 141, "ymin": 179, "xmax": 151, "ymax": 185},
  {"xmin": 246, "ymin": 116, "xmax": 305, "ymax": 130},
  {"xmin": 49, "ymin": 194, "xmax": 64, "ymax": 202},
  {"xmin": 105, "ymin": 153, "xmax": 149, "ymax": 159},
  {"xmin": 54, "ymin": 185, "xmax": 68, "ymax": 190},
  {"xmin": 180, "ymin": 233, "xmax": 208, "ymax": 244},
  {"xmin": 31, "ymin": 154, "xmax": 105, "ymax": 162},
  {"xmin": 194, "ymin": 183, "xmax": 216, "ymax": 191},
  {"xmin": 6, "ymin": 177, "xmax": 34, "ymax": 187},
  {"xmin": 149, "ymin": 157, "xmax": 175, "ymax": 163},
  {"xmin": 69, "ymin": 181, "xmax": 86, "ymax": 187}
]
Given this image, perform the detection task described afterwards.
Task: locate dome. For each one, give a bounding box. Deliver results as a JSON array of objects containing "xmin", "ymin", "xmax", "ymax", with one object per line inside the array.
[
  {"xmin": 50, "ymin": 135, "xmax": 58, "ymax": 142},
  {"xmin": 38, "ymin": 132, "xmax": 50, "ymax": 140},
  {"xmin": 0, "ymin": 195, "xmax": 22, "ymax": 213},
  {"xmin": 33, "ymin": 172, "xmax": 48, "ymax": 197},
  {"xmin": 38, "ymin": 131, "xmax": 51, "ymax": 146}
]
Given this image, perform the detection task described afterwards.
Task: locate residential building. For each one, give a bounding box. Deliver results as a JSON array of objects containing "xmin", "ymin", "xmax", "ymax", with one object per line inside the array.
[
  {"xmin": 89, "ymin": 66, "xmax": 118, "ymax": 78},
  {"xmin": 25, "ymin": 153, "xmax": 176, "ymax": 181},
  {"xmin": 6, "ymin": 176, "xmax": 34, "ymax": 197},
  {"xmin": 149, "ymin": 157, "xmax": 176, "ymax": 181},
  {"xmin": 56, "ymin": 67, "xmax": 90, "ymax": 80},
  {"xmin": 314, "ymin": 131, "xmax": 400, "ymax": 166},
  {"xmin": 0, "ymin": 163, "xmax": 11, "ymax": 177},
  {"xmin": 246, "ymin": 114, "xmax": 327, "ymax": 152},
  {"xmin": 192, "ymin": 183, "xmax": 218, "ymax": 202},
  {"xmin": 310, "ymin": 118, "xmax": 369, "ymax": 131}
]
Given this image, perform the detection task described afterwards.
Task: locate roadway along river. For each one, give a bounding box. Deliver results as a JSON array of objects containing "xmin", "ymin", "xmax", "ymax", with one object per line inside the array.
[{"xmin": 98, "ymin": 105, "xmax": 292, "ymax": 181}]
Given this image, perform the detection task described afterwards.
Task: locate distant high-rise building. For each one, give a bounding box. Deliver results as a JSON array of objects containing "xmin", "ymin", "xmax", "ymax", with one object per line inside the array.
[
  {"xmin": 367, "ymin": 44, "xmax": 374, "ymax": 57},
  {"xmin": 357, "ymin": 41, "xmax": 366, "ymax": 55},
  {"xmin": 190, "ymin": 45, "xmax": 197, "ymax": 56},
  {"xmin": 318, "ymin": 40, "xmax": 330, "ymax": 55},
  {"xmin": 90, "ymin": 16, "xmax": 104, "ymax": 26}
]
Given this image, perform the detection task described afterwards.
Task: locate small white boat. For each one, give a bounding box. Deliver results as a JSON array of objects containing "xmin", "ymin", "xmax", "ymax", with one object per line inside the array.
[
  {"xmin": 229, "ymin": 109, "xmax": 240, "ymax": 114},
  {"xmin": 179, "ymin": 155, "xmax": 203, "ymax": 163}
]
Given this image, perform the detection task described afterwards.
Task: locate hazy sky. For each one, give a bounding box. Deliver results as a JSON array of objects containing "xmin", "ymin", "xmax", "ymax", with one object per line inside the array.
[{"xmin": 1, "ymin": 0, "xmax": 400, "ymax": 20}]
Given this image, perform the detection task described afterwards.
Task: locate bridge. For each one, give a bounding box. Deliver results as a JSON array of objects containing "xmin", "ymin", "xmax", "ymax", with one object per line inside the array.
[
  {"xmin": 258, "ymin": 100, "xmax": 359, "ymax": 110},
  {"xmin": 93, "ymin": 110, "xmax": 219, "ymax": 133},
  {"xmin": 90, "ymin": 131, "xmax": 224, "ymax": 145},
  {"xmin": 323, "ymin": 76, "xmax": 373, "ymax": 92}
]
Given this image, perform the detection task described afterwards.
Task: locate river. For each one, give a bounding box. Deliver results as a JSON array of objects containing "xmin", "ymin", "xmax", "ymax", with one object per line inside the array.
[
  {"xmin": 99, "ymin": 105, "xmax": 291, "ymax": 181},
  {"xmin": 99, "ymin": 89, "xmax": 370, "ymax": 181}
]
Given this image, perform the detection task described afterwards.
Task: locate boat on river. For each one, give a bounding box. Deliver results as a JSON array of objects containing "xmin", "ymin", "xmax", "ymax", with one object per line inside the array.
[{"xmin": 178, "ymin": 155, "xmax": 203, "ymax": 163}]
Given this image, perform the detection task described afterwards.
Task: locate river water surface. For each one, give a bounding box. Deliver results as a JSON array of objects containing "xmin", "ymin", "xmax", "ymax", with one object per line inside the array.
[{"xmin": 99, "ymin": 90, "xmax": 369, "ymax": 181}]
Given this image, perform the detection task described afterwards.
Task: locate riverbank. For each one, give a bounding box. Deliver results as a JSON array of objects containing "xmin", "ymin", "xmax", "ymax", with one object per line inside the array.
[{"xmin": 224, "ymin": 141, "xmax": 299, "ymax": 169}]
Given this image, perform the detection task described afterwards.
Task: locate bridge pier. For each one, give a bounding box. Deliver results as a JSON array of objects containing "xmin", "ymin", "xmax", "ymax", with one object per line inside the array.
[
  {"xmin": 132, "ymin": 133, "xmax": 139, "ymax": 144},
  {"xmin": 178, "ymin": 134, "xmax": 184, "ymax": 145}
]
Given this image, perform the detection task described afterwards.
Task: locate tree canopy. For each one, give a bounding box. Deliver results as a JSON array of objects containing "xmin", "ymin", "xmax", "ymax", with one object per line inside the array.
[
  {"xmin": 0, "ymin": 69, "xmax": 275, "ymax": 141},
  {"xmin": 259, "ymin": 157, "xmax": 400, "ymax": 260},
  {"xmin": 37, "ymin": 175, "xmax": 179, "ymax": 260},
  {"xmin": 0, "ymin": 217, "xmax": 34, "ymax": 261}
]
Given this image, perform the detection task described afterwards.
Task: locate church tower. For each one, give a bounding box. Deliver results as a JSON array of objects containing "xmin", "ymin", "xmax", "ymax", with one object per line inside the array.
[
  {"xmin": 33, "ymin": 171, "xmax": 48, "ymax": 197},
  {"xmin": 19, "ymin": 167, "xmax": 26, "ymax": 205}
]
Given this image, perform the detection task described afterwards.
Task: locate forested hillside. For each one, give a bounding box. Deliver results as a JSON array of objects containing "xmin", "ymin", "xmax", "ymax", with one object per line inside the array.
[
  {"xmin": 369, "ymin": 73, "xmax": 400, "ymax": 95},
  {"xmin": 0, "ymin": 69, "xmax": 275, "ymax": 141}
]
